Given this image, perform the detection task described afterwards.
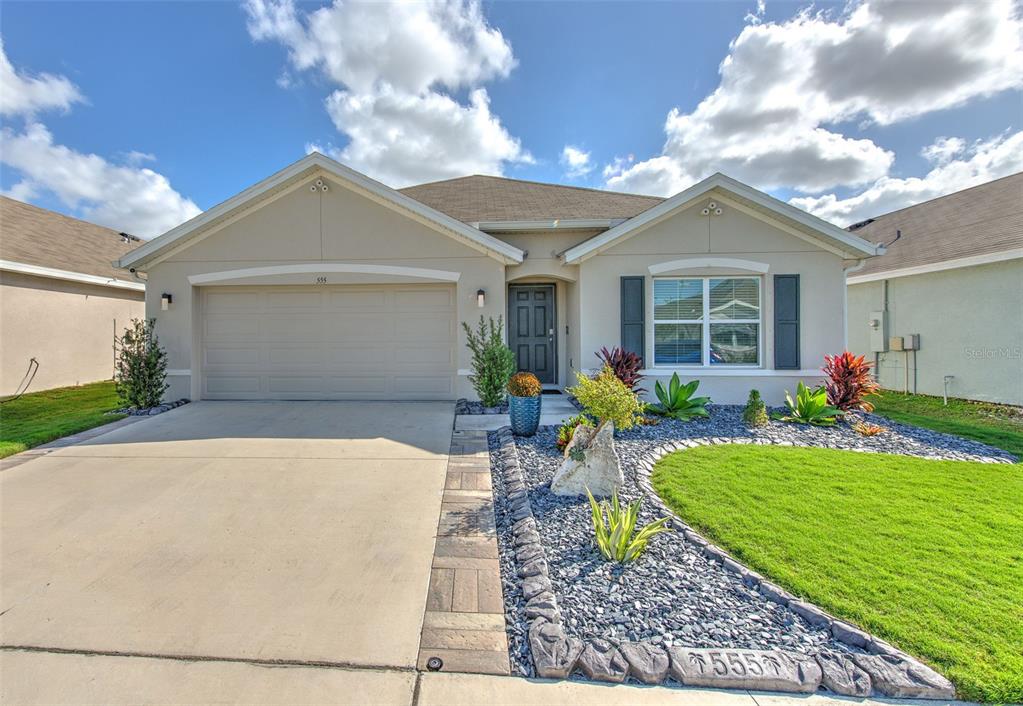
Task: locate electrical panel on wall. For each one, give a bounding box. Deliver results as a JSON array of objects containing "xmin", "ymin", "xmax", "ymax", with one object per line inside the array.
[{"xmin": 869, "ymin": 310, "xmax": 887, "ymax": 352}]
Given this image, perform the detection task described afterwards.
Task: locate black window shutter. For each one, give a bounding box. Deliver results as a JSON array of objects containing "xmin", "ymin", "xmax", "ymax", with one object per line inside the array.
[
  {"xmin": 774, "ymin": 274, "xmax": 800, "ymax": 370},
  {"xmin": 620, "ymin": 276, "xmax": 645, "ymax": 365}
]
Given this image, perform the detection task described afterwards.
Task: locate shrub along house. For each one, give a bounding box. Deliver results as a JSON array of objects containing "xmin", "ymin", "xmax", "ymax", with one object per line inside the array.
[{"xmin": 118, "ymin": 153, "xmax": 882, "ymax": 404}]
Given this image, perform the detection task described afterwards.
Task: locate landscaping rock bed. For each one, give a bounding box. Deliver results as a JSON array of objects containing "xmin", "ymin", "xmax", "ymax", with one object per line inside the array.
[
  {"xmin": 456, "ymin": 398, "xmax": 508, "ymax": 415},
  {"xmin": 111, "ymin": 398, "xmax": 190, "ymax": 416},
  {"xmin": 487, "ymin": 404, "xmax": 1005, "ymax": 697}
]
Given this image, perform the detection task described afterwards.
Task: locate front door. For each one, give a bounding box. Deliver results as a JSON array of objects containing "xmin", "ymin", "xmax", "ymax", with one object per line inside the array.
[{"xmin": 508, "ymin": 284, "xmax": 556, "ymax": 384}]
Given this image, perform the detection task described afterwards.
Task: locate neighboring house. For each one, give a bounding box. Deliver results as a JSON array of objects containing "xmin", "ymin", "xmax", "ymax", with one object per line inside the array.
[
  {"xmin": 118, "ymin": 153, "xmax": 881, "ymax": 405},
  {"xmin": 0, "ymin": 197, "xmax": 146, "ymax": 396},
  {"xmin": 847, "ymin": 173, "xmax": 1023, "ymax": 406}
]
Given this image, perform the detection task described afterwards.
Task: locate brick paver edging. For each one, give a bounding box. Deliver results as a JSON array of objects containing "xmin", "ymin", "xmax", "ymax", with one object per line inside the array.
[
  {"xmin": 495, "ymin": 427, "xmax": 956, "ymax": 700},
  {"xmin": 416, "ymin": 429, "xmax": 511, "ymax": 676}
]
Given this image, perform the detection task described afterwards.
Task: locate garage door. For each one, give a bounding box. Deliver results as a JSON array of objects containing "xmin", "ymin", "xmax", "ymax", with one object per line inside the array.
[{"xmin": 200, "ymin": 284, "xmax": 456, "ymax": 400}]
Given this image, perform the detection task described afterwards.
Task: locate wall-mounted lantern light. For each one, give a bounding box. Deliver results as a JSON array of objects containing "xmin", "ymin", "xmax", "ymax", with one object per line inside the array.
[
  {"xmin": 161, "ymin": 293, "xmax": 173, "ymax": 311},
  {"xmin": 477, "ymin": 288, "xmax": 486, "ymax": 308}
]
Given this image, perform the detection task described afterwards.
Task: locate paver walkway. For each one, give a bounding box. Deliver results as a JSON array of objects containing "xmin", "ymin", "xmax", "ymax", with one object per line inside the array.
[{"xmin": 417, "ymin": 429, "xmax": 510, "ymax": 675}]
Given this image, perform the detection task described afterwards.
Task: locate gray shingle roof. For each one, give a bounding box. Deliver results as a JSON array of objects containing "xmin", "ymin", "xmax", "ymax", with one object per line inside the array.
[
  {"xmin": 849, "ymin": 172, "xmax": 1023, "ymax": 277},
  {"xmin": 399, "ymin": 174, "xmax": 663, "ymax": 224},
  {"xmin": 0, "ymin": 196, "xmax": 142, "ymax": 282}
]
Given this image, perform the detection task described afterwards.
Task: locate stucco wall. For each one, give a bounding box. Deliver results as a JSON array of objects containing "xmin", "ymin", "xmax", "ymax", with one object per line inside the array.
[
  {"xmin": 0, "ymin": 271, "xmax": 144, "ymax": 395},
  {"xmin": 577, "ymin": 200, "xmax": 846, "ymax": 404},
  {"xmin": 848, "ymin": 259, "xmax": 1023, "ymax": 406},
  {"xmin": 146, "ymin": 173, "xmax": 508, "ymax": 401}
]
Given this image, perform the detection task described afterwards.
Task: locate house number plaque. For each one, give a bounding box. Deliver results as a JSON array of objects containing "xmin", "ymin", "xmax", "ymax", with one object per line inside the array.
[{"xmin": 668, "ymin": 647, "xmax": 821, "ymax": 692}]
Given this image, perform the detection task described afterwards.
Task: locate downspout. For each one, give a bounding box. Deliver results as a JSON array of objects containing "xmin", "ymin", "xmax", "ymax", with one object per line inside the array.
[{"xmin": 843, "ymin": 258, "xmax": 870, "ymax": 351}]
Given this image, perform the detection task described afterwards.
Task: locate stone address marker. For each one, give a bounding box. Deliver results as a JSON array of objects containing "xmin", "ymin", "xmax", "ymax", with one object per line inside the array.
[{"xmin": 668, "ymin": 647, "xmax": 822, "ymax": 693}]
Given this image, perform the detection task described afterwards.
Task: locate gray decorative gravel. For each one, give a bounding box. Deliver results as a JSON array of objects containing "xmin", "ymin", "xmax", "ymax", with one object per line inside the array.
[
  {"xmin": 111, "ymin": 398, "xmax": 189, "ymax": 416},
  {"xmin": 456, "ymin": 398, "xmax": 508, "ymax": 415},
  {"xmin": 489, "ymin": 404, "xmax": 1015, "ymax": 685}
]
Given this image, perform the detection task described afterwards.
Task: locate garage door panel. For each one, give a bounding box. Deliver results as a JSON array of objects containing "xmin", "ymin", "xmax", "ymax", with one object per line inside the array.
[
  {"xmin": 201, "ymin": 284, "xmax": 456, "ymax": 400},
  {"xmin": 396, "ymin": 375, "xmax": 454, "ymax": 395},
  {"xmin": 206, "ymin": 376, "xmax": 262, "ymax": 394},
  {"xmin": 265, "ymin": 291, "xmax": 323, "ymax": 309},
  {"xmin": 205, "ymin": 347, "xmax": 261, "ymax": 365},
  {"xmin": 394, "ymin": 288, "xmax": 454, "ymax": 310},
  {"xmin": 329, "ymin": 289, "xmax": 390, "ymax": 309}
]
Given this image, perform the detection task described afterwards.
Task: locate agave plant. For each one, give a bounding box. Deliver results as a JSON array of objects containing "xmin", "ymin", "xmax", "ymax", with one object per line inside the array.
[
  {"xmin": 774, "ymin": 381, "xmax": 845, "ymax": 426},
  {"xmin": 587, "ymin": 488, "xmax": 671, "ymax": 563},
  {"xmin": 647, "ymin": 373, "xmax": 711, "ymax": 421}
]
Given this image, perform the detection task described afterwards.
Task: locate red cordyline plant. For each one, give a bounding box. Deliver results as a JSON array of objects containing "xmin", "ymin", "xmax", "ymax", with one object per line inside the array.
[
  {"xmin": 823, "ymin": 351, "xmax": 880, "ymax": 412},
  {"xmin": 596, "ymin": 346, "xmax": 645, "ymax": 393}
]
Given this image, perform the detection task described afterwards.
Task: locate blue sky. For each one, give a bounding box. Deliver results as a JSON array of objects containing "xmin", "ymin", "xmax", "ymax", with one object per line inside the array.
[{"xmin": 1, "ymin": 0, "xmax": 1020, "ymax": 238}]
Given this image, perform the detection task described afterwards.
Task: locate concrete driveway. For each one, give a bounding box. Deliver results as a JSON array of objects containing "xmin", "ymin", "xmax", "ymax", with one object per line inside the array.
[{"xmin": 1, "ymin": 401, "xmax": 452, "ymax": 701}]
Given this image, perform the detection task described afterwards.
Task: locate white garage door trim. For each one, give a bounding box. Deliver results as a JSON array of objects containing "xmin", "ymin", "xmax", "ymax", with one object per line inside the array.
[
  {"xmin": 189, "ymin": 263, "xmax": 461, "ymax": 285},
  {"xmin": 200, "ymin": 283, "xmax": 457, "ymax": 400}
]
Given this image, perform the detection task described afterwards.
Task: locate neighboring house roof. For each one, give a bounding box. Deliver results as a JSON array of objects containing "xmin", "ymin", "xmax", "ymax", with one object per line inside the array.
[
  {"xmin": 398, "ymin": 175, "xmax": 664, "ymax": 225},
  {"xmin": 0, "ymin": 196, "xmax": 145, "ymax": 291},
  {"xmin": 846, "ymin": 172, "xmax": 1023, "ymax": 283},
  {"xmin": 120, "ymin": 153, "xmax": 524, "ymax": 270},
  {"xmin": 562, "ymin": 173, "xmax": 882, "ymax": 263}
]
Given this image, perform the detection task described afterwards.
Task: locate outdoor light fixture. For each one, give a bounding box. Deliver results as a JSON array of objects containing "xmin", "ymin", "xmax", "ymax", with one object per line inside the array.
[
  {"xmin": 161, "ymin": 293, "xmax": 173, "ymax": 311},
  {"xmin": 477, "ymin": 288, "xmax": 486, "ymax": 308}
]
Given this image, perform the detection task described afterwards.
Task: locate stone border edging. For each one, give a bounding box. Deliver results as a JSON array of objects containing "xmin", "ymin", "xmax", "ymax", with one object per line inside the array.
[{"xmin": 494, "ymin": 427, "xmax": 957, "ymax": 700}]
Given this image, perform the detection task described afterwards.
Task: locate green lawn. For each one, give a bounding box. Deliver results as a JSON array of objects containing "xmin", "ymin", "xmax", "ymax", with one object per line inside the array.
[
  {"xmin": 871, "ymin": 391, "xmax": 1023, "ymax": 460},
  {"xmin": 0, "ymin": 381, "xmax": 126, "ymax": 458},
  {"xmin": 652, "ymin": 445, "xmax": 1023, "ymax": 703}
]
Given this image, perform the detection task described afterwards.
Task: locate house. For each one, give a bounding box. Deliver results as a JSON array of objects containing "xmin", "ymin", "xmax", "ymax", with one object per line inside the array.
[
  {"xmin": 846, "ymin": 173, "xmax": 1023, "ymax": 406},
  {"xmin": 0, "ymin": 197, "xmax": 145, "ymax": 396},
  {"xmin": 118, "ymin": 153, "xmax": 882, "ymax": 405}
]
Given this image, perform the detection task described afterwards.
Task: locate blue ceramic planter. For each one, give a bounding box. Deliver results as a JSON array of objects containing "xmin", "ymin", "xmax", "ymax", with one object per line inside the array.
[{"xmin": 508, "ymin": 393, "xmax": 542, "ymax": 436}]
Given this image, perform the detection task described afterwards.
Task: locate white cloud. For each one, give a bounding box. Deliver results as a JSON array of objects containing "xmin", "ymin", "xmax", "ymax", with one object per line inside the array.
[
  {"xmin": 245, "ymin": 0, "xmax": 529, "ymax": 186},
  {"xmin": 245, "ymin": 0, "xmax": 514, "ymax": 94},
  {"xmin": 0, "ymin": 38, "xmax": 83, "ymax": 116},
  {"xmin": 606, "ymin": 0, "xmax": 1023, "ymax": 197},
  {"xmin": 560, "ymin": 145, "xmax": 592, "ymax": 178},
  {"xmin": 322, "ymin": 86, "xmax": 530, "ymax": 187},
  {"xmin": 920, "ymin": 137, "xmax": 966, "ymax": 165},
  {"xmin": 1, "ymin": 123, "xmax": 201, "ymax": 238},
  {"xmin": 790, "ymin": 130, "xmax": 1023, "ymax": 225}
]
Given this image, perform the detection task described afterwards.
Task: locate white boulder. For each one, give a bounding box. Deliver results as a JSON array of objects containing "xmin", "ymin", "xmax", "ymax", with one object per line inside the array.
[{"xmin": 550, "ymin": 422, "xmax": 623, "ymax": 497}]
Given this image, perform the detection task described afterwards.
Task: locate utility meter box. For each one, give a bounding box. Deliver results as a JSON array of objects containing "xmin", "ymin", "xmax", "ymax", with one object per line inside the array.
[
  {"xmin": 869, "ymin": 310, "xmax": 887, "ymax": 352},
  {"xmin": 902, "ymin": 334, "xmax": 920, "ymax": 350},
  {"xmin": 889, "ymin": 336, "xmax": 904, "ymax": 351}
]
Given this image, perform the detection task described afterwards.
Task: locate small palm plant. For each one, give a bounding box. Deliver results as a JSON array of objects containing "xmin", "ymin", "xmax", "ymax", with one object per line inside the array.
[
  {"xmin": 647, "ymin": 373, "xmax": 711, "ymax": 421},
  {"xmin": 773, "ymin": 381, "xmax": 845, "ymax": 426},
  {"xmin": 587, "ymin": 488, "xmax": 671, "ymax": 563}
]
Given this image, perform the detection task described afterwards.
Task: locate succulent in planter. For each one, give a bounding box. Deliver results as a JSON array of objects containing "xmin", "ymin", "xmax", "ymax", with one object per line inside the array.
[{"xmin": 507, "ymin": 372, "xmax": 543, "ymax": 436}]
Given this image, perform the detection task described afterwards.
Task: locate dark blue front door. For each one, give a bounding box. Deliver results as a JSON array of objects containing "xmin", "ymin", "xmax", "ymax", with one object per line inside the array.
[{"xmin": 508, "ymin": 284, "xmax": 556, "ymax": 384}]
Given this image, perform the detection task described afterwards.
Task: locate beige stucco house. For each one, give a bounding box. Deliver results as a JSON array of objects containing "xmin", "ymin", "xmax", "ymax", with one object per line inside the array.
[
  {"xmin": 118, "ymin": 153, "xmax": 881, "ymax": 405},
  {"xmin": 847, "ymin": 173, "xmax": 1023, "ymax": 406},
  {"xmin": 0, "ymin": 197, "xmax": 146, "ymax": 396}
]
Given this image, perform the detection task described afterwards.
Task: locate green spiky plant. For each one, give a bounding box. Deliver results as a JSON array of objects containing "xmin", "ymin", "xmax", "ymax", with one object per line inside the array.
[
  {"xmin": 773, "ymin": 381, "xmax": 845, "ymax": 426},
  {"xmin": 647, "ymin": 373, "xmax": 711, "ymax": 421},
  {"xmin": 587, "ymin": 487, "xmax": 671, "ymax": 563},
  {"xmin": 742, "ymin": 389, "xmax": 769, "ymax": 427}
]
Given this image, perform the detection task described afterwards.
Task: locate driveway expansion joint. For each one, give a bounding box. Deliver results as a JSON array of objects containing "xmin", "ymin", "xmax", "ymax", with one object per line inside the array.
[{"xmin": 0, "ymin": 645, "xmax": 416, "ymax": 674}]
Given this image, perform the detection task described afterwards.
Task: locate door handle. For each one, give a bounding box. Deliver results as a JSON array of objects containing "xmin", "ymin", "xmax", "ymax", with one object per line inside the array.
[{"xmin": 548, "ymin": 328, "xmax": 554, "ymax": 342}]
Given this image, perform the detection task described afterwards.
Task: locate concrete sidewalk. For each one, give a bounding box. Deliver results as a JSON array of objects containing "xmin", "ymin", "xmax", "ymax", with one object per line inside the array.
[{"xmin": 1, "ymin": 651, "xmax": 967, "ymax": 705}]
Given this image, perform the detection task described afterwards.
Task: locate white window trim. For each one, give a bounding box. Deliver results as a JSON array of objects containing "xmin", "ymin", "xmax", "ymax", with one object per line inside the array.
[{"xmin": 652, "ymin": 276, "xmax": 762, "ymax": 369}]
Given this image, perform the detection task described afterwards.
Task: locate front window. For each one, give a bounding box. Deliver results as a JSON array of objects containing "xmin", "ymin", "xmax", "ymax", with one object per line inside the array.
[{"xmin": 653, "ymin": 277, "xmax": 760, "ymax": 366}]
